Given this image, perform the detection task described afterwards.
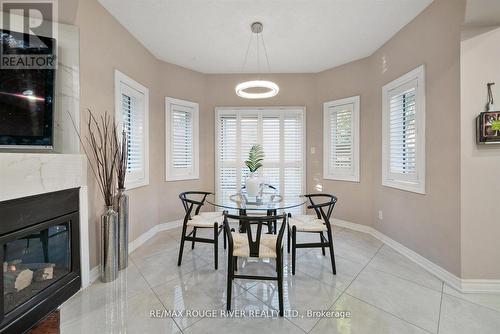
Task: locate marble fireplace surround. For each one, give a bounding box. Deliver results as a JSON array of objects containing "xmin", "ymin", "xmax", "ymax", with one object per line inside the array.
[{"xmin": 0, "ymin": 153, "xmax": 91, "ymax": 288}]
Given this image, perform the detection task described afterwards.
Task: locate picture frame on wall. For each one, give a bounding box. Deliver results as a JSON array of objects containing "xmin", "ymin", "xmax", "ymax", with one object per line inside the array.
[{"xmin": 477, "ymin": 111, "xmax": 500, "ymax": 144}]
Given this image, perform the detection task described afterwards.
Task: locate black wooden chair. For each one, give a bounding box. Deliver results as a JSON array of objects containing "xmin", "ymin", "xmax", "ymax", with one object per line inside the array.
[
  {"xmin": 288, "ymin": 194, "xmax": 338, "ymax": 275},
  {"xmin": 178, "ymin": 191, "xmax": 225, "ymax": 270},
  {"xmin": 224, "ymin": 211, "xmax": 287, "ymax": 316}
]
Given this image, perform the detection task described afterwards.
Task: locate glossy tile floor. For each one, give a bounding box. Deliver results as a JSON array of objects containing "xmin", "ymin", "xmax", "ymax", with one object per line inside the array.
[{"xmin": 61, "ymin": 224, "xmax": 500, "ymax": 333}]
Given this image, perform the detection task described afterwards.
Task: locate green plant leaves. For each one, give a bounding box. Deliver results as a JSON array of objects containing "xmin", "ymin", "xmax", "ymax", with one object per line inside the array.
[{"xmin": 245, "ymin": 144, "xmax": 265, "ymax": 172}]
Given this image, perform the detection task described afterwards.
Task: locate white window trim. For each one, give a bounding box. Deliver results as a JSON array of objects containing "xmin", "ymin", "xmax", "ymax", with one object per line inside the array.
[
  {"xmin": 114, "ymin": 69, "xmax": 150, "ymax": 190},
  {"xmin": 165, "ymin": 97, "xmax": 199, "ymax": 181},
  {"xmin": 382, "ymin": 65, "xmax": 426, "ymax": 194},
  {"xmin": 323, "ymin": 96, "xmax": 360, "ymax": 182},
  {"xmin": 214, "ymin": 106, "xmax": 307, "ymax": 206}
]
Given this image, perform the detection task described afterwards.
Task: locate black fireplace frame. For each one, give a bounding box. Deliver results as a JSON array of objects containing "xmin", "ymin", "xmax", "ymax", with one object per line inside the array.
[{"xmin": 0, "ymin": 188, "xmax": 81, "ymax": 333}]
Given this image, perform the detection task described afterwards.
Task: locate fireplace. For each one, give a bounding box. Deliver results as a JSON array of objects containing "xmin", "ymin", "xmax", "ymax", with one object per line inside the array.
[{"xmin": 0, "ymin": 188, "xmax": 81, "ymax": 333}]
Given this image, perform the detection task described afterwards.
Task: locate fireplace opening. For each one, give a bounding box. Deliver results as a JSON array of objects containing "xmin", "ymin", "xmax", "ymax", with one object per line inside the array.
[
  {"xmin": 3, "ymin": 222, "xmax": 71, "ymax": 313},
  {"xmin": 0, "ymin": 189, "xmax": 80, "ymax": 334}
]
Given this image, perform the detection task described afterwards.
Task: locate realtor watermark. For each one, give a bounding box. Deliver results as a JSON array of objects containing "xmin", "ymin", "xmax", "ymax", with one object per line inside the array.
[
  {"xmin": 1, "ymin": 0, "xmax": 58, "ymax": 69},
  {"xmin": 149, "ymin": 309, "xmax": 351, "ymax": 319}
]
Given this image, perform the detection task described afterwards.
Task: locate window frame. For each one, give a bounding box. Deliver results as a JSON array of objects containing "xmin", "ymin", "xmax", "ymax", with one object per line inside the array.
[
  {"xmin": 214, "ymin": 106, "xmax": 306, "ymax": 208},
  {"xmin": 382, "ymin": 65, "xmax": 426, "ymax": 194},
  {"xmin": 165, "ymin": 97, "xmax": 199, "ymax": 181},
  {"xmin": 114, "ymin": 69, "xmax": 150, "ymax": 190},
  {"xmin": 323, "ymin": 96, "xmax": 360, "ymax": 182}
]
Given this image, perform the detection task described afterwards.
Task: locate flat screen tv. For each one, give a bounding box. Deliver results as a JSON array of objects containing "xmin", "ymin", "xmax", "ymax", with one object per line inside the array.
[{"xmin": 0, "ymin": 30, "xmax": 56, "ymax": 149}]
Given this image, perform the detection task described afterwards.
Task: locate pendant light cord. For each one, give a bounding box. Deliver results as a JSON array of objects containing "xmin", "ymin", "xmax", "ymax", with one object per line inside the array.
[
  {"xmin": 261, "ymin": 31, "xmax": 272, "ymax": 73},
  {"xmin": 241, "ymin": 32, "xmax": 253, "ymax": 73}
]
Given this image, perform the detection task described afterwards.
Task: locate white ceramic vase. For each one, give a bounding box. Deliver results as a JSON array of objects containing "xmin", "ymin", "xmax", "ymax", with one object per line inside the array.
[{"xmin": 246, "ymin": 173, "xmax": 260, "ymax": 197}]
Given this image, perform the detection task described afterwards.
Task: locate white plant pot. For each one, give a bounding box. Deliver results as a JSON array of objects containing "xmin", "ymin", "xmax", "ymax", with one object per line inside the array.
[{"xmin": 246, "ymin": 174, "xmax": 260, "ymax": 197}]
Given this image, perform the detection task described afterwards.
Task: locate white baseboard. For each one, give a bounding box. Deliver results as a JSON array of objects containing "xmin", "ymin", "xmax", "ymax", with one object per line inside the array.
[
  {"xmin": 88, "ymin": 218, "xmax": 500, "ymax": 294},
  {"xmin": 332, "ymin": 219, "xmax": 500, "ymax": 294}
]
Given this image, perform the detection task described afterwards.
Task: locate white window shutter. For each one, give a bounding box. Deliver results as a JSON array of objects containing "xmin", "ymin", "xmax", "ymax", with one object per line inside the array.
[
  {"xmin": 323, "ymin": 96, "xmax": 360, "ymax": 182},
  {"xmin": 165, "ymin": 98, "xmax": 199, "ymax": 181},
  {"xmin": 114, "ymin": 70, "xmax": 149, "ymax": 190},
  {"xmin": 382, "ymin": 65, "xmax": 425, "ymax": 194},
  {"xmin": 215, "ymin": 108, "xmax": 306, "ymax": 213}
]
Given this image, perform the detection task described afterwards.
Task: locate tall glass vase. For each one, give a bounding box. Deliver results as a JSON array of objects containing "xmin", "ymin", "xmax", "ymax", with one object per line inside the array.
[
  {"xmin": 117, "ymin": 188, "xmax": 129, "ymax": 270},
  {"xmin": 101, "ymin": 206, "xmax": 118, "ymax": 283}
]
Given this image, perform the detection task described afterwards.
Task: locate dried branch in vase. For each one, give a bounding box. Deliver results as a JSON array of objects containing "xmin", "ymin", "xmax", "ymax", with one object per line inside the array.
[
  {"xmin": 114, "ymin": 127, "xmax": 128, "ymax": 190},
  {"xmin": 85, "ymin": 111, "xmax": 119, "ymax": 207}
]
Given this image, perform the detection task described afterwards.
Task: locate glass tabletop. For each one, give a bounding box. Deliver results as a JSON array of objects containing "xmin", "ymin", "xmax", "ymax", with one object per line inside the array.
[{"xmin": 206, "ymin": 191, "xmax": 307, "ymax": 211}]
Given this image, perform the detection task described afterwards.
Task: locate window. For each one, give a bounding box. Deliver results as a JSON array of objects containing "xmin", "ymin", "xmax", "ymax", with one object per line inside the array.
[
  {"xmin": 114, "ymin": 70, "xmax": 149, "ymax": 189},
  {"xmin": 323, "ymin": 96, "xmax": 360, "ymax": 182},
  {"xmin": 382, "ymin": 65, "xmax": 425, "ymax": 194},
  {"xmin": 165, "ymin": 97, "xmax": 199, "ymax": 181},
  {"xmin": 215, "ymin": 107, "xmax": 306, "ymax": 212}
]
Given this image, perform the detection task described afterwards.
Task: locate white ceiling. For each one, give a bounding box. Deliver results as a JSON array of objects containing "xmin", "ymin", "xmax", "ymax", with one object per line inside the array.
[{"xmin": 98, "ymin": 0, "xmax": 433, "ymax": 74}]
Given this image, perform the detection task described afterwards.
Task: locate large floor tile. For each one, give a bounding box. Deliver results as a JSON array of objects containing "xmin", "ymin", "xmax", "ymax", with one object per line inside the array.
[
  {"xmin": 439, "ymin": 294, "xmax": 500, "ymax": 334},
  {"xmin": 443, "ymin": 284, "xmax": 500, "ymax": 313},
  {"xmin": 130, "ymin": 230, "xmax": 180, "ymax": 261},
  {"xmin": 295, "ymin": 251, "xmax": 365, "ymax": 291},
  {"xmin": 132, "ymin": 249, "xmax": 209, "ymax": 288},
  {"xmin": 310, "ymin": 294, "xmax": 430, "ymax": 334},
  {"xmin": 346, "ymin": 267, "xmax": 442, "ymax": 333},
  {"xmin": 332, "ymin": 233, "xmax": 382, "ymax": 265},
  {"xmin": 61, "ymin": 288, "xmax": 181, "ymax": 334},
  {"xmin": 366, "ymin": 245, "xmax": 443, "ymax": 291},
  {"xmin": 152, "ymin": 266, "xmax": 247, "ymax": 329},
  {"xmin": 248, "ymin": 273, "xmax": 342, "ymax": 332},
  {"xmin": 183, "ymin": 292, "xmax": 305, "ymax": 334}
]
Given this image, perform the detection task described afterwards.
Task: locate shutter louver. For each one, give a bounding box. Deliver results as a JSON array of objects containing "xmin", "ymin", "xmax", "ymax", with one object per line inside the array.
[
  {"xmin": 165, "ymin": 98, "xmax": 199, "ymax": 181},
  {"xmin": 216, "ymin": 109, "xmax": 305, "ymax": 211},
  {"xmin": 382, "ymin": 65, "xmax": 425, "ymax": 194},
  {"xmin": 389, "ymin": 88, "xmax": 417, "ymax": 176},
  {"xmin": 172, "ymin": 108, "xmax": 193, "ymax": 169},
  {"xmin": 329, "ymin": 106, "xmax": 353, "ymax": 173},
  {"xmin": 121, "ymin": 92, "xmax": 144, "ymax": 174}
]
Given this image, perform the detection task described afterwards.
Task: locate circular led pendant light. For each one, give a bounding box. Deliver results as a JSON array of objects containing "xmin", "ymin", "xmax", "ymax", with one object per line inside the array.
[{"xmin": 235, "ymin": 22, "xmax": 279, "ymax": 99}]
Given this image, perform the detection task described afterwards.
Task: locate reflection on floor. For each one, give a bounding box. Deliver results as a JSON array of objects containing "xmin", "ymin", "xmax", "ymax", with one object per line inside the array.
[{"xmin": 60, "ymin": 224, "xmax": 500, "ymax": 334}]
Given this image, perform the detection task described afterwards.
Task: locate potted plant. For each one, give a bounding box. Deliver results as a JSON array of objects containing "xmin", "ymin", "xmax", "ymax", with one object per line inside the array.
[{"xmin": 245, "ymin": 144, "xmax": 264, "ymax": 197}]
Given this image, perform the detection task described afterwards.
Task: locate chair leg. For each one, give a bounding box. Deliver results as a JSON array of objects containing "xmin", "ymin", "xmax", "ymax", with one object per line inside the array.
[
  {"xmin": 191, "ymin": 227, "xmax": 197, "ymax": 250},
  {"xmin": 277, "ymin": 252, "xmax": 284, "ymax": 317},
  {"xmin": 177, "ymin": 224, "xmax": 187, "ymax": 266},
  {"xmin": 326, "ymin": 229, "xmax": 336, "ymax": 275},
  {"xmin": 287, "ymin": 225, "xmax": 291, "ymax": 254},
  {"xmin": 234, "ymin": 256, "xmax": 238, "ymax": 272},
  {"xmin": 292, "ymin": 226, "xmax": 297, "ymax": 275},
  {"xmin": 226, "ymin": 255, "xmax": 233, "ymax": 310},
  {"xmin": 320, "ymin": 232, "xmax": 326, "ymax": 256},
  {"xmin": 223, "ymin": 227, "xmax": 227, "ymax": 250},
  {"xmin": 214, "ymin": 223, "xmax": 218, "ymax": 270}
]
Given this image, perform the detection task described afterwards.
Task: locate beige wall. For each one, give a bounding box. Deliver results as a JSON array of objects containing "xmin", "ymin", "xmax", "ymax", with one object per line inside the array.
[
  {"xmin": 76, "ymin": 0, "xmax": 486, "ymax": 278},
  {"xmin": 369, "ymin": 0, "xmax": 465, "ymax": 276},
  {"xmin": 76, "ymin": 0, "xmax": 208, "ymax": 268},
  {"xmin": 460, "ymin": 26, "xmax": 500, "ymax": 279}
]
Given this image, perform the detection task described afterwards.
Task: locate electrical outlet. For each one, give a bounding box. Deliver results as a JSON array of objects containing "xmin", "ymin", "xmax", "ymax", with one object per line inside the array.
[
  {"xmin": 378, "ymin": 210, "xmax": 383, "ymax": 220},
  {"xmin": 310, "ymin": 147, "xmax": 316, "ymax": 154}
]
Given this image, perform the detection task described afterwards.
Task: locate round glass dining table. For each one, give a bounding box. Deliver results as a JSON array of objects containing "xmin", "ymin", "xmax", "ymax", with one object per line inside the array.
[
  {"xmin": 206, "ymin": 191, "xmax": 306, "ymax": 232},
  {"xmin": 206, "ymin": 191, "xmax": 307, "ymax": 212}
]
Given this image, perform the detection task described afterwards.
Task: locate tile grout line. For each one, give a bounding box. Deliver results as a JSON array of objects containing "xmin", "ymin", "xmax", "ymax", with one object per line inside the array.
[
  {"xmin": 328, "ymin": 241, "xmax": 439, "ymax": 334},
  {"xmin": 436, "ymin": 281, "xmax": 444, "ymax": 334},
  {"xmin": 306, "ymin": 242, "xmax": 384, "ymax": 333},
  {"xmin": 363, "ymin": 265, "xmax": 444, "ymax": 294},
  {"xmin": 130, "ymin": 255, "xmax": 187, "ymax": 334},
  {"xmin": 440, "ymin": 289, "xmax": 500, "ymax": 316},
  {"xmin": 344, "ymin": 293, "xmax": 435, "ymax": 334}
]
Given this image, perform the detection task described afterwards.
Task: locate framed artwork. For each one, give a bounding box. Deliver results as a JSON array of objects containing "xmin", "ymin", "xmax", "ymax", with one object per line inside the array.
[{"xmin": 477, "ymin": 111, "xmax": 500, "ymax": 144}]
